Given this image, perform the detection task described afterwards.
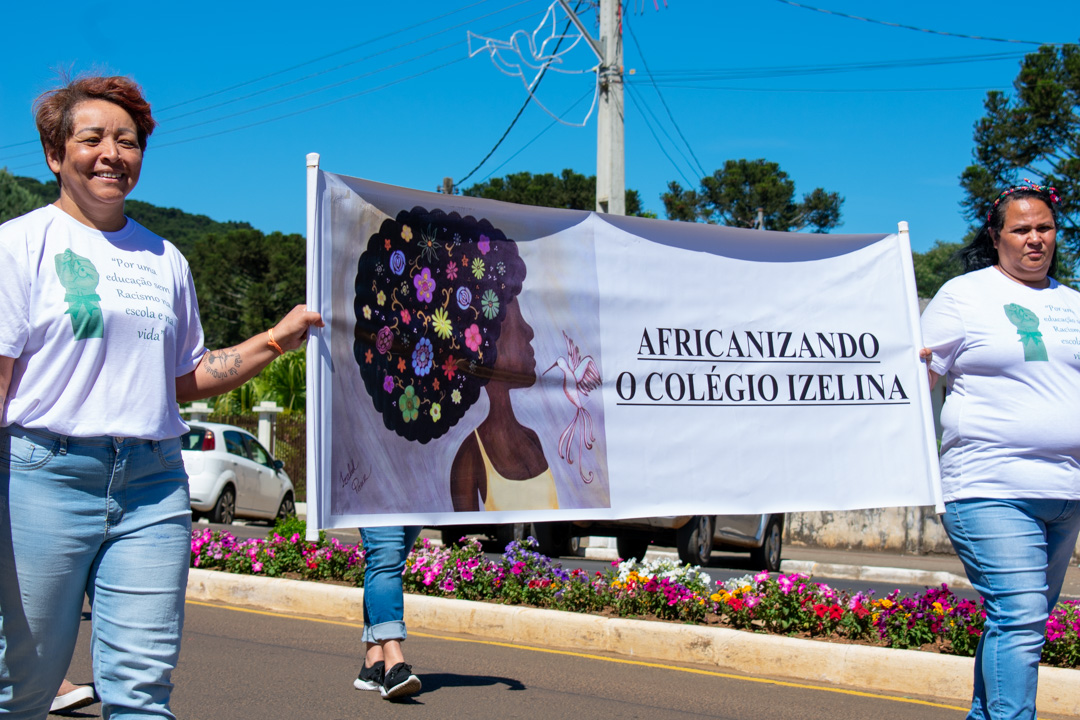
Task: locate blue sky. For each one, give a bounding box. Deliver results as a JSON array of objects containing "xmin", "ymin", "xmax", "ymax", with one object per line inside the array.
[{"xmin": 2, "ymin": 1, "xmax": 1077, "ymax": 252}]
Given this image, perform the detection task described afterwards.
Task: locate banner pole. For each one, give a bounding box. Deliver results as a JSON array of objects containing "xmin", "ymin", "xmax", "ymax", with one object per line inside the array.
[
  {"xmin": 305, "ymin": 153, "xmax": 322, "ymax": 541},
  {"xmin": 897, "ymin": 220, "xmax": 945, "ymax": 513}
]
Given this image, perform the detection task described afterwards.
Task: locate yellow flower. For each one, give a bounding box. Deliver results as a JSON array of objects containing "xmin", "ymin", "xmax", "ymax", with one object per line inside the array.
[
  {"xmin": 432, "ymin": 307, "xmax": 453, "ymax": 340},
  {"xmin": 376, "ymin": 290, "xmax": 386, "ymax": 306},
  {"xmin": 880, "ymin": 598, "xmax": 894, "ymax": 609},
  {"xmin": 401, "ymin": 225, "xmax": 413, "ymax": 242},
  {"xmin": 932, "ymin": 602, "xmax": 944, "ymax": 615}
]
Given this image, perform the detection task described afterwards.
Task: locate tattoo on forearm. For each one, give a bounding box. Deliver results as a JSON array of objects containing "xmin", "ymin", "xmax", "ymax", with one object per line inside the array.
[{"xmin": 203, "ymin": 348, "xmax": 242, "ymax": 380}]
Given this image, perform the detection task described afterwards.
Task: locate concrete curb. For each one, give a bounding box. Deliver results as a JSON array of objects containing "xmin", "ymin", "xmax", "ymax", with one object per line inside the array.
[{"xmin": 187, "ymin": 568, "xmax": 1079, "ymax": 715}]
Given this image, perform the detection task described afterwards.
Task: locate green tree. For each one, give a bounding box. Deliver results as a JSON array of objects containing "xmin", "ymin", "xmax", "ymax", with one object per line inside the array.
[
  {"xmin": 960, "ymin": 42, "xmax": 1079, "ymax": 252},
  {"xmin": 912, "ymin": 240, "xmax": 964, "ymax": 298},
  {"xmin": 188, "ymin": 228, "xmax": 306, "ymax": 349},
  {"xmin": 0, "ymin": 168, "xmax": 46, "ymax": 223},
  {"xmin": 661, "ymin": 159, "xmax": 843, "ymax": 232},
  {"xmin": 463, "ymin": 169, "xmax": 650, "ymax": 217}
]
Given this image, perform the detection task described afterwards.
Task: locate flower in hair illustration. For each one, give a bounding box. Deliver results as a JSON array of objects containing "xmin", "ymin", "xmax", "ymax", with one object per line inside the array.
[
  {"xmin": 54, "ymin": 249, "xmax": 103, "ymax": 340},
  {"xmin": 544, "ymin": 331, "xmax": 602, "ymax": 483},
  {"xmin": 1003, "ymin": 303, "xmax": 1048, "ymax": 362}
]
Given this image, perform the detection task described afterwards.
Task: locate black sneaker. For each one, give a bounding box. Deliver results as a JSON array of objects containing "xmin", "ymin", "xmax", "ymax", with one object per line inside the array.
[
  {"xmin": 380, "ymin": 662, "xmax": 421, "ymax": 701},
  {"xmin": 353, "ymin": 660, "xmax": 385, "ymax": 691}
]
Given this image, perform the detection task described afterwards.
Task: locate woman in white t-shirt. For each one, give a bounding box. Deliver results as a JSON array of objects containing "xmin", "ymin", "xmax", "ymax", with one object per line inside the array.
[
  {"xmin": 921, "ymin": 182, "xmax": 1080, "ymax": 720},
  {"xmin": 0, "ymin": 75, "xmax": 322, "ymax": 719}
]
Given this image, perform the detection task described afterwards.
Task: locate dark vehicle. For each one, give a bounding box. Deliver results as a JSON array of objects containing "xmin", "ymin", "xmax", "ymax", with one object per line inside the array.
[{"xmin": 439, "ymin": 514, "xmax": 783, "ymax": 571}]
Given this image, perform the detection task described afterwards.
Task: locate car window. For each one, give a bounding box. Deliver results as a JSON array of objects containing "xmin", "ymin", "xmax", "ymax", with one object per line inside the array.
[
  {"xmin": 181, "ymin": 428, "xmax": 205, "ymax": 451},
  {"xmin": 244, "ymin": 435, "xmax": 275, "ymax": 469},
  {"xmin": 223, "ymin": 431, "xmax": 247, "ymax": 458}
]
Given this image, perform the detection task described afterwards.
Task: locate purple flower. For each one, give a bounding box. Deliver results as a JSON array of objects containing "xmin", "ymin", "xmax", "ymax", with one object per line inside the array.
[
  {"xmin": 477, "ymin": 235, "xmax": 490, "ymax": 255},
  {"xmin": 376, "ymin": 326, "xmax": 393, "ymax": 354},
  {"xmin": 390, "ymin": 250, "xmax": 406, "ymax": 275},
  {"xmin": 414, "ymin": 267, "xmax": 435, "ymax": 303},
  {"xmin": 456, "ymin": 286, "xmax": 472, "ymax": 310},
  {"xmin": 383, "ymin": 375, "xmax": 394, "ymax": 393}
]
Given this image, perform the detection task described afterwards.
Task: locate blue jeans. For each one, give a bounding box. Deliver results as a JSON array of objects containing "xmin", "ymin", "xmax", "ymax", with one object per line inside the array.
[
  {"xmin": 359, "ymin": 526, "xmax": 421, "ymax": 643},
  {"xmin": 942, "ymin": 498, "xmax": 1080, "ymax": 720},
  {"xmin": 0, "ymin": 426, "xmax": 191, "ymax": 720}
]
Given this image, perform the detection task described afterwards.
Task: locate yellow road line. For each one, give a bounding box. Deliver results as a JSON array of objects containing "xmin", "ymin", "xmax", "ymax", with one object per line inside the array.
[{"xmin": 186, "ymin": 599, "xmax": 968, "ymax": 713}]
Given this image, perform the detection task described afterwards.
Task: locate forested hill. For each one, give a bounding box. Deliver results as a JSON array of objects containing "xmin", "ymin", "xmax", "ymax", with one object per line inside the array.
[
  {"xmin": 6, "ymin": 172, "xmax": 254, "ymax": 257},
  {"xmin": 1, "ymin": 169, "xmax": 305, "ymax": 349}
]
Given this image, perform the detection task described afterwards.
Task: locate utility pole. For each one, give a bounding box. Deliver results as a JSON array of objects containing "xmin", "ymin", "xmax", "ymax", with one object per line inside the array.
[
  {"xmin": 596, "ymin": 0, "xmax": 625, "ymax": 215},
  {"xmin": 558, "ymin": 0, "xmax": 625, "ymax": 215},
  {"xmin": 438, "ymin": 177, "xmax": 454, "ymax": 195}
]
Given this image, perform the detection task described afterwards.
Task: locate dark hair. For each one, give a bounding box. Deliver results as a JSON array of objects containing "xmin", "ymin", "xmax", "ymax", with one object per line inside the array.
[
  {"xmin": 34, "ymin": 75, "xmax": 156, "ymax": 184},
  {"xmin": 354, "ymin": 207, "xmax": 527, "ymax": 443},
  {"xmin": 957, "ymin": 187, "xmax": 1059, "ymax": 276}
]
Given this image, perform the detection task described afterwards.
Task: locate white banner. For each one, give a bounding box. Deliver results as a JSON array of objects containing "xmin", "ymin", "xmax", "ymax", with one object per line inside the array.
[{"xmin": 305, "ymin": 168, "xmax": 941, "ymax": 533}]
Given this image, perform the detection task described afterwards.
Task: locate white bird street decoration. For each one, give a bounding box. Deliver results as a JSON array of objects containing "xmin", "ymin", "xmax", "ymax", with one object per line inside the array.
[{"xmin": 544, "ymin": 331, "xmax": 602, "ymax": 483}]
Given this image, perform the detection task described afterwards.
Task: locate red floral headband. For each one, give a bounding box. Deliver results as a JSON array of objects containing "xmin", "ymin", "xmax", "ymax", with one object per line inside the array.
[{"xmin": 988, "ymin": 179, "xmax": 1061, "ymax": 221}]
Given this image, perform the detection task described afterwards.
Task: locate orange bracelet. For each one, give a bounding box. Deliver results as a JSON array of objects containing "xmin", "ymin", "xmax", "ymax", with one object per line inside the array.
[{"xmin": 267, "ymin": 327, "xmax": 285, "ymax": 356}]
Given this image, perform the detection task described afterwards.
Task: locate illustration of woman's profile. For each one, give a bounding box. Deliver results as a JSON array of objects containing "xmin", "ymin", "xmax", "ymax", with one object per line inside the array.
[{"xmin": 354, "ymin": 207, "xmax": 557, "ymax": 511}]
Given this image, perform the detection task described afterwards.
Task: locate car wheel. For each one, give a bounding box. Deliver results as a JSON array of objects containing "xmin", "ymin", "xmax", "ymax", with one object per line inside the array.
[
  {"xmin": 493, "ymin": 523, "xmax": 531, "ymax": 550},
  {"xmin": 276, "ymin": 492, "xmax": 296, "ymax": 521},
  {"xmin": 210, "ymin": 486, "xmax": 236, "ymax": 525},
  {"xmin": 751, "ymin": 517, "xmax": 783, "ymax": 572},
  {"xmin": 676, "ymin": 515, "xmax": 713, "ymax": 567},
  {"xmin": 531, "ymin": 522, "xmax": 572, "ymax": 559},
  {"xmin": 616, "ymin": 535, "xmax": 650, "ymax": 562}
]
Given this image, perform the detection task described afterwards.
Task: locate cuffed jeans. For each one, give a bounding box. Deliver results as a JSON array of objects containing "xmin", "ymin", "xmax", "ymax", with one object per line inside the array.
[
  {"xmin": 943, "ymin": 498, "xmax": 1080, "ymax": 720},
  {"xmin": 359, "ymin": 526, "xmax": 421, "ymax": 643},
  {"xmin": 0, "ymin": 426, "xmax": 191, "ymax": 720}
]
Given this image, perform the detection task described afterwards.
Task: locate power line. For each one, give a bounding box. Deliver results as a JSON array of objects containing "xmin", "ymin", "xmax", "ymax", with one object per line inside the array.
[
  {"xmin": 624, "ymin": 85, "xmax": 696, "ymax": 188},
  {"xmin": 634, "ymin": 51, "xmax": 1026, "ymax": 82},
  {"xmin": 772, "ymin": 0, "xmax": 1055, "ymax": 45},
  {"xmin": 155, "ymin": 0, "xmax": 510, "ymax": 113},
  {"xmin": 623, "ymin": 14, "xmax": 706, "ymax": 178},
  {"xmin": 2, "ymin": 2, "xmax": 538, "ymax": 154},
  {"xmin": 476, "ymin": 88, "xmax": 597, "ymax": 183},
  {"xmin": 159, "ymin": 0, "xmax": 534, "ymax": 122},
  {"xmin": 625, "ymin": 82, "xmax": 1005, "ymax": 93},
  {"xmin": 148, "ymin": 58, "xmax": 472, "ymax": 151}
]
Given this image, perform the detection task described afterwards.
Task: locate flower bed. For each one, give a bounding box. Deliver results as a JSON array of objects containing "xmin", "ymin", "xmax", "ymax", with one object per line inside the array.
[{"xmin": 190, "ymin": 523, "xmax": 1080, "ymax": 668}]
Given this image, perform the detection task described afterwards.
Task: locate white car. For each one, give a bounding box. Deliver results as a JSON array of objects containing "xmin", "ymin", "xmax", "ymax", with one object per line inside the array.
[{"xmin": 182, "ymin": 421, "xmax": 296, "ymax": 525}]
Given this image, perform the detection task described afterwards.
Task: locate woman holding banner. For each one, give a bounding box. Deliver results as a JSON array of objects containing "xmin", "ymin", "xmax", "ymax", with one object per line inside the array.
[
  {"xmin": 921, "ymin": 181, "xmax": 1080, "ymax": 720},
  {"xmin": 0, "ymin": 74, "xmax": 322, "ymax": 718}
]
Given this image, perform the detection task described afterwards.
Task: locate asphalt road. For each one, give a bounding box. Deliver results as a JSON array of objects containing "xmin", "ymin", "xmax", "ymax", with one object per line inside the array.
[{"xmin": 53, "ymin": 598, "xmax": 994, "ymax": 720}]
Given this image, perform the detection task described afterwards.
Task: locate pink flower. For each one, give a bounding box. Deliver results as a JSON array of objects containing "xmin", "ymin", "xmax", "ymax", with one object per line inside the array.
[
  {"xmin": 252, "ymin": 561, "xmax": 264, "ymax": 573},
  {"xmin": 414, "ymin": 267, "xmax": 435, "ymax": 303},
  {"xmin": 401, "ymin": 309, "xmax": 411, "ymax": 324},
  {"xmin": 464, "ymin": 324, "xmax": 482, "ymax": 352},
  {"xmin": 446, "ymin": 262, "xmax": 458, "ymax": 281}
]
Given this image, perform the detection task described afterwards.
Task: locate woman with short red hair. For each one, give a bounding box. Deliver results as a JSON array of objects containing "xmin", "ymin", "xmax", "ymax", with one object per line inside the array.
[{"xmin": 0, "ymin": 75, "xmax": 322, "ymax": 719}]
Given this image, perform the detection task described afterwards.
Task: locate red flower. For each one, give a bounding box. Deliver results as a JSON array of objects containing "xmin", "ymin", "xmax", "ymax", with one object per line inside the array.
[
  {"xmin": 384, "ymin": 238, "xmax": 391, "ymax": 251},
  {"xmin": 442, "ymin": 355, "xmax": 457, "ymax": 380},
  {"xmin": 364, "ymin": 349, "xmax": 373, "ymax": 364},
  {"xmin": 397, "ymin": 357, "xmax": 406, "ymax": 373}
]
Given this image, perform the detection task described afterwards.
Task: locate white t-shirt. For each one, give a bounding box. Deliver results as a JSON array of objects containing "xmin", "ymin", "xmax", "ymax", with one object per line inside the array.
[
  {"xmin": 922, "ymin": 266, "xmax": 1080, "ymax": 502},
  {"xmin": 0, "ymin": 204, "xmax": 206, "ymax": 439}
]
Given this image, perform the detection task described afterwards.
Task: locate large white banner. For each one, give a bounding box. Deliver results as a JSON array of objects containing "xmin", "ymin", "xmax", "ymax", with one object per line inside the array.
[{"xmin": 305, "ymin": 167, "xmax": 941, "ymax": 533}]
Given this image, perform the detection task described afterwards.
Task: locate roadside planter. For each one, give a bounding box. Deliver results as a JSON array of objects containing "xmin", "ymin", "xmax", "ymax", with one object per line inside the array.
[{"xmin": 189, "ymin": 526, "xmax": 1080, "ymax": 669}]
